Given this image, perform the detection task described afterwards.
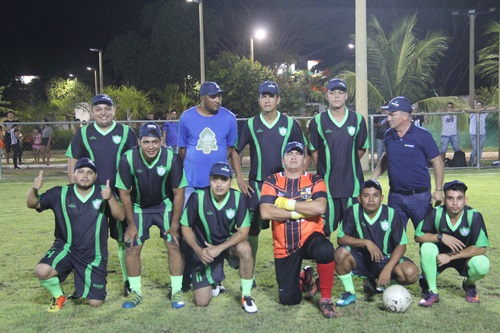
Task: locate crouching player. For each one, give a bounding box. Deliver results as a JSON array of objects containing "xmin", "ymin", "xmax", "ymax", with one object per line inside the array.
[
  {"xmin": 335, "ymin": 180, "xmax": 419, "ymax": 306},
  {"xmin": 181, "ymin": 162, "xmax": 258, "ymax": 313},
  {"xmin": 415, "ymin": 180, "xmax": 489, "ymax": 307},
  {"xmin": 26, "ymin": 158, "xmax": 124, "ymax": 312}
]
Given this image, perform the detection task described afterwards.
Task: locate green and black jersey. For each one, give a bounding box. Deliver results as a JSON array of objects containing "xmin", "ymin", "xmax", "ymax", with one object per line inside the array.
[
  {"xmin": 415, "ymin": 206, "xmax": 489, "ymax": 248},
  {"xmin": 181, "ymin": 188, "xmax": 250, "ymax": 246},
  {"xmin": 37, "ymin": 184, "xmax": 108, "ymax": 259},
  {"xmin": 236, "ymin": 113, "xmax": 306, "ymax": 182},
  {"xmin": 115, "ymin": 146, "xmax": 187, "ymax": 210},
  {"xmin": 338, "ymin": 203, "xmax": 406, "ymax": 257},
  {"xmin": 309, "ymin": 109, "xmax": 368, "ymax": 198}
]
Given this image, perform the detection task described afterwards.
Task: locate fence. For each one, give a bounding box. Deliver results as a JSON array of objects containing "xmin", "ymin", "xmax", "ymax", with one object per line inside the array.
[{"xmin": 1, "ymin": 111, "xmax": 499, "ymax": 180}]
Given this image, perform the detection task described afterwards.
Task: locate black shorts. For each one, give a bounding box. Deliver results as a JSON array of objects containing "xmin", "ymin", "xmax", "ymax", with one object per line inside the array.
[
  {"xmin": 125, "ymin": 203, "xmax": 173, "ymax": 247},
  {"xmin": 190, "ymin": 247, "xmax": 240, "ymax": 290},
  {"xmin": 39, "ymin": 239, "xmax": 107, "ymax": 300},
  {"xmin": 274, "ymin": 232, "xmax": 334, "ymax": 305},
  {"xmin": 324, "ymin": 197, "xmax": 358, "ymax": 235},
  {"xmin": 41, "ymin": 137, "xmax": 50, "ymax": 146},
  {"xmin": 341, "ymin": 246, "xmax": 413, "ymax": 280}
]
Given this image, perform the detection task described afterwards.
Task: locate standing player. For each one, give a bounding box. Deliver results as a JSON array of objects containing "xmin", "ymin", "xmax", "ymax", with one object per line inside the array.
[
  {"xmin": 231, "ymin": 80, "xmax": 307, "ymax": 281},
  {"xmin": 116, "ymin": 122, "xmax": 186, "ymax": 309},
  {"xmin": 415, "ymin": 180, "xmax": 489, "ymax": 307},
  {"xmin": 335, "ymin": 180, "xmax": 419, "ymax": 307},
  {"xmin": 260, "ymin": 142, "xmax": 338, "ymax": 319},
  {"xmin": 308, "ymin": 78, "xmax": 369, "ymax": 235},
  {"xmin": 181, "ymin": 162, "xmax": 257, "ymax": 313},
  {"xmin": 66, "ymin": 93, "xmax": 138, "ymax": 296},
  {"xmin": 26, "ymin": 158, "xmax": 125, "ymax": 312}
]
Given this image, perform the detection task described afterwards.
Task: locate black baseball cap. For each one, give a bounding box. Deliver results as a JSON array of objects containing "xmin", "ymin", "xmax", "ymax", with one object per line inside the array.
[
  {"xmin": 139, "ymin": 122, "xmax": 162, "ymax": 138},
  {"xmin": 443, "ymin": 180, "xmax": 468, "ymax": 192},
  {"xmin": 284, "ymin": 141, "xmax": 305, "ymax": 155},
  {"xmin": 75, "ymin": 157, "xmax": 97, "ymax": 172},
  {"xmin": 360, "ymin": 180, "xmax": 383, "ymax": 193}
]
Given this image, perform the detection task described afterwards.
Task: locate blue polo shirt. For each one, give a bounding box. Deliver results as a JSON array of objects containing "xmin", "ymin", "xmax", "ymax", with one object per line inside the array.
[{"xmin": 384, "ymin": 123, "xmax": 439, "ymax": 192}]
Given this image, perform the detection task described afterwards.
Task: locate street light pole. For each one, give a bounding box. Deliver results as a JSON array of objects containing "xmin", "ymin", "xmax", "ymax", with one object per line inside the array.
[
  {"xmin": 187, "ymin": 0, "xmax": 205, "ymax": 84},
  {"xmin": 250, "ymin": 37, "xmax": 254, "ymax": 61},
  {"xmin": 250, "ymin": 29, "xmax": 266, "ymax": 62},
  {"xmin": 89, "ymin": 48, "xmax": 103, "ymax": 93},
  {"xmin": 87, "ymin": 67, "xmax": 98, "ymax": 95},
  {"xmin": 468, "ymin": 9, "xmax": 475, "ymax": 108}
]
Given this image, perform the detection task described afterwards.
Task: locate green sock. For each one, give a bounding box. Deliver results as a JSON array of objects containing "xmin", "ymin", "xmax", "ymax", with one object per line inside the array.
[
  {"xmin": 117, "ymin": 241, "xmax": 129, "ymax": 282},
  {"xmin": 338, "ymin": 273, "xmax": 356, "ymax": 294},
  {"xmin": 170, "ymin": 275, "xmax": 183, "ymax": 294},
  {"xmin": 128, "ymin": 276, "xmax": 142, "ymax": 296},
  {"xmin": 40, "ymin": 277, "xmax": 63, "ymax": 298},
  {"xmin": 241, "ymin": 278, "xmax": 254, "ymax": 297},
  {"xmin": 420, "ymin": 243, "xmax": 439, "ymax": 293},
  {"xmin": 247, "ymin": 235, "xmax": 259, "ymax": 265}
]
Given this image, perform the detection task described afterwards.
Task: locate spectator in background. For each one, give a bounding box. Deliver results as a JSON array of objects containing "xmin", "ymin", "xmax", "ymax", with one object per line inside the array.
[
  {"xmin": 373, "ymin": 110, "xmax": 389, "ymax": 164},
  {"xmin": 32, "ymin": 127, "xmax": 42, "ymax": 164},
  {"xmin": 437, "ymin": 102, "xmax": 461, "ymax": 160},
  {"xmin": 411, "ymin": 104, "xmax": 429, "ymax": 127},
  {"xmin": 306, "ymin": 110, "xmax": 320, "ymax": 134},
  {"xmin": 162, "ymin": 110, "xmax": 179, "ymax": 153},
  {"xmin": 10, "ymin": 124, "xmax": 22, "ymax": 169},
  {"xmin": 465, "ymin": 101, "xmax": 491, "ymax": 166},
  {"xmin": 3, "ymin": 110, "xmax": 17, "ymax": 164},
  {"xmin": 41, "ymin": 119, "xmax": 53, "ymax": 165}
]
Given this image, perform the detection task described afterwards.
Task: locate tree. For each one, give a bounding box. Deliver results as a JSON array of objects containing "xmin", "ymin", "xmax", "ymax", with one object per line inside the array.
[
  {"xmin": 46, "ymin": 78, "xmax": 93, "ymax": 119},
  {"xmin": 331, "ymin": 14, "xmax": 450, "ymax": 111},
  {"xmin": 207, "ymin": 51, "xmax": 274, "ymax": 117},
  {"xmin": 106, "ymin": 85, "xmax": 153, "ymax": 121},
  {"xmin": 0, "ymin": 86, "xmax": 13, "ymax": 114},
  {"xmin": 476, "ymin": 20, "xmax": 499, "ymax": 107}
]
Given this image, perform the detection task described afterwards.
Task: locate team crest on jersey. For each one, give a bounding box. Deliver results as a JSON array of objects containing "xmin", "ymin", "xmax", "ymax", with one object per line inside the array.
[
  {"xmin": 157, "ymin": 166, "xmax": 166, "ymax": 176},
  {"xmin": 112, "ymin": 135, "xmax": 122, "ymax": 144},
  {"xmin": 279, "ymin": 127, "xmax": 287, "ymax": 136},
  {"xmin": 300, "ymin": 187, "xmax": 312, "ymax": 200},
  {"xmin": 196, "ymin": 127, "xmax": 218, "ymax": 154},
  {"xmin": 225, "ymin": 208, "xmax": 236, "ymax": 219},
  {"xmin": 347, "ymin": 126, "xmax": 356, "ymax": 136},
  {"xmin": 92, "ymin": 199, "xmax": 102, "ymax": 210},
  {"xmin": 380, "ymin": 220, "xmax": 389, "ymax": 231},
  {"xmin": 459, "ymin": 227, "xmax": 470, "ymax": 237}
]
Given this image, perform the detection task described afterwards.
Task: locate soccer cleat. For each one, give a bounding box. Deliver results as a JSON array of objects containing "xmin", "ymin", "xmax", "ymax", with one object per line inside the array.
[
  {"xmin": 122, "ymin": 291, "xmax": 142, "ymax": 309},
  {"xmin": 241, "ymin": 296, "xmax": 258, "ymax": 314},
  {"xmin": 462, "ymin": 279, "xmax": 480, "ymax": 303},
  {"xmin": 171, "ymin": 291, "xmax": 186, "ymax": 309},
  {"xmin": 123, "ymin": 281, "xmax": 131, "ymax": 297},
  {"xmin": 363, "ymin": 279, "xmax": 383, "ymax": 296},
  {"xmin": 336, "ymin": 291, "xmax": 357, "ymax": 307},
  {"xmin": 419, "ymin": 291, "xmax": 439, "ymax": 307},
  {"xmin": 300, "ymin": 266, "xmax": 318, "ymax": 298},
  {"xmin": 47, "ymin": 295, "xmax": 66, "ymax": 313},
  {"xmin": 212, "ymin": 282, "xmax": 226, "ymax": 297},
  {"xmin": 320, "ymin": 299, "xmax": 339, "ymax": 319}
]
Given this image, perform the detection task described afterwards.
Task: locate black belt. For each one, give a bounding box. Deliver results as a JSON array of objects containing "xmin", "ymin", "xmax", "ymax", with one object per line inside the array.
[{"xmin": 391, "ymin": 187, "xmax": 429, "ymax": 195}]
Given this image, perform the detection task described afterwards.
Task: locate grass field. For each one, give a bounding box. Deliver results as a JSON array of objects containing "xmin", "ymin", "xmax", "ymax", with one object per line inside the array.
[{"xmin": 1, "ymin": 168, "xmax": 499, "ymax": 333}]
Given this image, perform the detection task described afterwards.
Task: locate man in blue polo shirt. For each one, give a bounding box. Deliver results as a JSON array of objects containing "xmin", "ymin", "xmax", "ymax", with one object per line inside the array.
[{"xmin": 371, "ymin": 96, "xmax": 444, "ymax": 230}]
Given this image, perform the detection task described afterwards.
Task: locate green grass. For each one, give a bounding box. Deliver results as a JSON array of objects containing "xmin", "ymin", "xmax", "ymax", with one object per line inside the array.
[{"xmin": 1, "ymin": 169, "xmax": 500, "ymax": 333}]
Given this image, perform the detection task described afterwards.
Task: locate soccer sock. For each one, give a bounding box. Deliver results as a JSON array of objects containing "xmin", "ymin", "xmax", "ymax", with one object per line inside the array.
[
  {"xmin": 128, "ymin": 276, "xmax": 142, "ymax": 296},
  {"xmin": 337, "ymin": 272, "xmax": 356, "ymax": 294},
  {"xmin": 241, "ymin": 278, "xmax": 254, "ymax": 297},
  {"xmin": 247, "ymin": 235, "xmax": 259, "ymax": 264},
  {"xmin": 466, "ymin": 255, "xmax": 490, "ymax": 285},
  {"xmin": 170, "ymin": 275, "xmax": 183, "ymax": 294},
  {"xmin": 317, "ymin": 261, "xmax": 335, "ymax": 300},
  {"xmin": 117, "ymin": 241, "xmax": 129, "ymax": 282},
  {"xmin": 420, "ymin": 242, "xmax": 439, "ymax": 293},
  {"xmin": 40, "ymin": 277, "xmax": 63, "ymax": 298}
]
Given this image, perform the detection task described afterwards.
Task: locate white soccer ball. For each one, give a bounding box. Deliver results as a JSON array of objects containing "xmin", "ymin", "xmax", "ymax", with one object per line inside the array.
[{"xmin": 382, "ymin": 285, "xmax": 412, "ymax": 313}]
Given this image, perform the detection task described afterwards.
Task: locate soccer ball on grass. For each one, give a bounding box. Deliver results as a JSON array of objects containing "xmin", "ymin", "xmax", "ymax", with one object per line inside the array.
[{"xmin": 382, "ymin": 285, "xmax": 412, "ymax": 313}]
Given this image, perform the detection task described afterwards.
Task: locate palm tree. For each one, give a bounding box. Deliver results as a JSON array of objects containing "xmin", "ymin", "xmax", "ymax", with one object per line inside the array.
[
  {"xmin": 106, "ymin": 85, "xmax": 153, "ymax": 121},
  {"xmin": 335, "ymin": 14, "xmax": 450, "ymax": 110},
  {"xmin": 476, "ymin": 20, "xmax": 499, "ymax": 106}
]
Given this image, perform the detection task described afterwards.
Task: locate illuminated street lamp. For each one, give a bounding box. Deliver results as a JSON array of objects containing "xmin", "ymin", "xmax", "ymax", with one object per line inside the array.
[
  {"xmin": 87, "ymin": 67, "xmax": 98, "ymax": 95},
  {"xmin": 187, "ymin": 0, "xmax": 205, "ymax": 83},
  {"xmin": 89, "ymin": 48, "xmax": 103, "ymax": 92},
  {"xmin": 250, "ymin": 29, "xmax": 266, "ymax": 61}
]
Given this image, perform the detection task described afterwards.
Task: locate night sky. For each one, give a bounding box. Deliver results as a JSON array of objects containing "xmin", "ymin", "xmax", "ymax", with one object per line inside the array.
[{"xmin": 0, "ymin": 0, "xmax": 498, "ymax": 92}]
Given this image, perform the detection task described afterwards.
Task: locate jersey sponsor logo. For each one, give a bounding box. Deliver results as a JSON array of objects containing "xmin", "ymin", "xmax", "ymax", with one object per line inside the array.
[
  {"xmin": 92, "ymin": 199, "xmax": 102, "ymax": 210},
  {"xmin": 256, "ymin": 129, "xmax": 263, "ymax": 133},
  {"xmin": 89, "ymin": 136, "xmax": 98, "ymax": 140},
  {"xmin": 278, "ymin": 127, "xmax": 287, "ymax": 136},
  {"xmin": 206, "ymin": 211, "xmax": 214, "ymax": 215},
  {"xmin": 324, "ymin": 129, "xmax": 333, "ymax": 133},
  {"xmin": 112, "ymin": 135, "xmax": 122, "ymax": 144},
  {"xmin": 347, "ymin": 125, "xmax": 356, "ymax": 136},
  {"xmin": 300, "ymin": 187, "xmax": 312, "ymax": 200},
  {"xmin": 380, "ymin": 220, "xmax": 389, "ymax": 231},
  {"xmin": 225, "ymin": 208, "xmax": 235, "ymax": 219},
  {"xmin": 404, "ymin": 144, "xmax": 415, "ymax": 148},
  {"xmin": 157, "ymin": 166, "xmax": 167, "ymax": 176},
  {"xmin": 197, "ymin": 127, "xmax": 219, "ymax": 154},
  {"xmin": 92, "ymin": 283, "xmax": 105, "ymax": 289},
  {"xmin": 459, "ymin": 227, "xmax": 470, "ymax": 237},
  {"xmin": 68, "ymin": 203, "xmax": 77, "ymax": 208},
  {"xmin": 136, "ymin": 169, "xmax": 143, "ymax": 173}
]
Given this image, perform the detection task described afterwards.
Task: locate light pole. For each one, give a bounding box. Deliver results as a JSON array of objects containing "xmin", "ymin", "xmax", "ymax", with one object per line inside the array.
[
  {"xmin": 250, "ymin": 29, "xmax": 266, "ymax": 61},
  {"xmin": 87, "ymin": 67, "xmax": 98, "ymax": 95},
  {"xmin": 89, "ymin": 48, "xmax": 103, "ymax": 93},
  {"xmin": 187, "ymin": 0, "xmax": 205, "ymax": 84}
]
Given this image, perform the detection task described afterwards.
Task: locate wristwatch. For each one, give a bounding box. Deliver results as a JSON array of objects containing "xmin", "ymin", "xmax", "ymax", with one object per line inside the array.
[{"xmin": 437, "ymin": 234, "xmax": 443, "ymax": 242}]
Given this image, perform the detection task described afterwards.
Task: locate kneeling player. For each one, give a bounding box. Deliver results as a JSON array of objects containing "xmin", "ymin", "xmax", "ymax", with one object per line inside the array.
[
  {"xmin": 181, "ymin": 162, "xmax": 257, "ymax": 313},
  {"xmin": 335, "ymin": 180, "xmax": 419, "ymax": 306},
  {"xmin": 415, "ymin": 180, "xmax": 490, "ymax": 307},
  {"xmin": 26, "ymin": 158, "xmax": 124, "ymax": 312}
]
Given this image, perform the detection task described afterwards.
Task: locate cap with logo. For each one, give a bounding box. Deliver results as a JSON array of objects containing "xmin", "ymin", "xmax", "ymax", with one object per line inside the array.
[
  {"xmin": 259, "ymin": 81, "xmax": 280, "ymax": 95},
  {"xmin": 209, "ymin": 162, "xmax": 233, "ymax": 178},
  {"xmin": 327, "ymin": 78, "xmax": 347, "ymax": 91},
  {"xmin": 284, "ymin": 141, "xmax": 305, "ymax": 155},
  {"xmin": 360, "ymin": 179, "xmax": 383, "ymax": 193},
  {"xmin": 200, "ymin": 82, "xmax": 224, "ymax": 96},
  {"xmin": 380, "ymin": 96, "xmax": 412, "ymax": 113},
  {"xmin": 92, "ymin": 94, "xmax": 114, "ymax": 106},
  {"xmin": 443, "ymin": 180, "xmax": 468, "ymax": 192},
  {"xmin": 139, "ymin": 122, "xmax": 162, "ymax": 138},
  {"xmin": 75, "ymin": 157, "xmax": 97, "ymax": 172}
]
